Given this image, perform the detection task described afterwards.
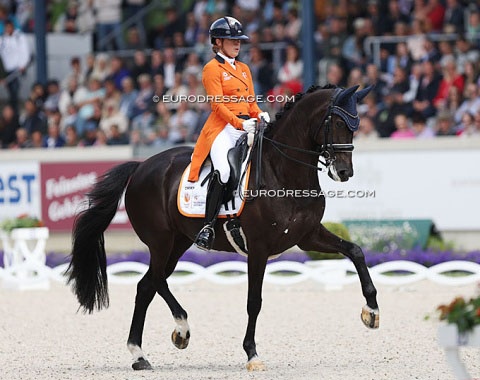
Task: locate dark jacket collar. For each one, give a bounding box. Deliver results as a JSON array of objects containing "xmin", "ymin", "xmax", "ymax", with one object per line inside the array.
[{"xmin": 214, "ymin": 53, "xmax": 241, "ymax": 65}]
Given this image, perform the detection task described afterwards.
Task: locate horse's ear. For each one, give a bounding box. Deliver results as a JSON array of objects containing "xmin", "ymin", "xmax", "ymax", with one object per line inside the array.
[
  {"xmin": 356, "ymin": 85, "xmax": 374, "ymax": 102},
  {"xmin": 335, "ymin": 85, "xmax": 359, "ymax": 105}
]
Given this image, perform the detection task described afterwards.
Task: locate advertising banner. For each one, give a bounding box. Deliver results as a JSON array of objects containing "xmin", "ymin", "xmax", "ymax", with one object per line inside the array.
[
  {"xmin": 321, "ymin": 149, "xmax": 480, "ymax": 231},
  {"xmin": 0, "ymin": 161, "xmax": 41, "ymax": 221},
  {"xmin": 40, "ymin": 162, "xmax": 130, "ymax": 231}
]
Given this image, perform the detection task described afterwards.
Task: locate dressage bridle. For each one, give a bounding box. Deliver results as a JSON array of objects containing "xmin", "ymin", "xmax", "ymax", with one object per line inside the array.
[{"xmin": 254, "ymin": 88, "xmax": 355, "ymax": 187}]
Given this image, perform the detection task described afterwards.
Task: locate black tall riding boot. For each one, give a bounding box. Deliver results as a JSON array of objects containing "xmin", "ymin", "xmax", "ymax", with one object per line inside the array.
[{"xmin": 194, "ymin": 170, "xmax": 226, "ymax": 251}]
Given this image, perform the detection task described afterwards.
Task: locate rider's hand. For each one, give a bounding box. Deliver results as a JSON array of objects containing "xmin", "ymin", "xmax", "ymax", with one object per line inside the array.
[
  {"xmin": 242, "ymin": 118, "xmax": 257, "ymax": 133},
  {"xmin": 259, "ymin": 112, "xmax": 270, "ymax": 123}
]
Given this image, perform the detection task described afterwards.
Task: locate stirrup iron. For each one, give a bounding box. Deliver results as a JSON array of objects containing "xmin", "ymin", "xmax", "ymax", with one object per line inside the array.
[{"xmin": 194, "ymin": 225, "xmax": 215, "ymax": 251}]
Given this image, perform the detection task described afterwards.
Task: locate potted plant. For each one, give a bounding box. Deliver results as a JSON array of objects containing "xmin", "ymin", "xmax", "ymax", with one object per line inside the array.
[
  {"xmin": 437, "ymin": 284, "xmax": 480, "ymax": 379},
  {"xmin": 0, "ymin": 214, "xmax": 49, "ymax": 289},
  {"xmin": 437, "ymin": 293, "xmax": 480, "ymax": 335},
  {"xmin": 0, "ymin": 214, "xmax": 45, "ymax": 232}
]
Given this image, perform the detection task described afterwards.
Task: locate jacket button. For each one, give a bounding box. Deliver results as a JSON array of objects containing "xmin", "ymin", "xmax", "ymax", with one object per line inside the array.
[
  {"xmin": 245, "ymin": 87, "xmax": 248, "ymax": 91},
  {"xmin": 237, "ymin": 88, "xmax": 240, "ymax": 91}
]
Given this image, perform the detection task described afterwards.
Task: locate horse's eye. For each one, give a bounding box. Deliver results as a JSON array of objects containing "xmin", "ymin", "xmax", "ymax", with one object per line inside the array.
[{"xmin": 336, "ymin": 120, "xmax": 344, "ymax": 128}]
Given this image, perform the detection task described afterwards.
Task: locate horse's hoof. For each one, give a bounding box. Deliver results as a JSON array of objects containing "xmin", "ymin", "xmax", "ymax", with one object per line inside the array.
[
  {"xmin": 171, "ymin": 329, "xmax": 190, "ymax": 349},
  {"xmin": 132, "ymin": 358, "xmax": 152, "ymax": 370},
  {"xmin": 361, "ymin": 305, "xmax": 380, "ymax": 329},
  {"xmin": 246, "ymin": 357, "xmax": 266, "ymax": 371}
]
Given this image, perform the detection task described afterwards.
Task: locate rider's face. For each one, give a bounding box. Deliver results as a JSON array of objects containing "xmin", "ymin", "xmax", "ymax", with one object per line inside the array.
[{"xmin": 220, "ymin": 39, "xmax": 241, "ymax": 58}]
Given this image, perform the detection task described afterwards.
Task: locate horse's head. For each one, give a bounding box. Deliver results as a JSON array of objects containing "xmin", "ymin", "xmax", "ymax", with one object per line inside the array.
[{"xmin": 313, "ymin": 85, "xmax": 373, "ymax": 182}]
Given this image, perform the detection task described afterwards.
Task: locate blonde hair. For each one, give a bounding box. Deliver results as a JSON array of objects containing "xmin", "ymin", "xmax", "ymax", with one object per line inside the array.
[{"xmin": 212, "ymin": 38, "xmax": 221, "ymax": 54}]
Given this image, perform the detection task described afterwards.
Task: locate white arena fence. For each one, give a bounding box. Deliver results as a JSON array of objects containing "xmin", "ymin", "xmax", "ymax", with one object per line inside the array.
[
  {"xmin": 1, "ymin": 227, "xmax": 479, "ymax": 289},
  {"xmin": 1, "ymin": 259, "xmax": 480, "ymax": 289}
]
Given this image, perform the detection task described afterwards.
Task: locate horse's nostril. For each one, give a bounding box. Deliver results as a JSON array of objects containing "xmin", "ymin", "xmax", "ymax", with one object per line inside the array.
[{"xmin": 338, "ymin": 169, "xmax": 353, "ymax": 178}]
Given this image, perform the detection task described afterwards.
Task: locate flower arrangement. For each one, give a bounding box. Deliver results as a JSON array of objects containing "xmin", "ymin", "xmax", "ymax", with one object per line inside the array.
[
  {"xmin": 0, "ymin": 214, "xmax": 44, "ymax": 232},
  {"xmin": 437, "ymin": 284, "xmax": 480, "ymax": 333}
]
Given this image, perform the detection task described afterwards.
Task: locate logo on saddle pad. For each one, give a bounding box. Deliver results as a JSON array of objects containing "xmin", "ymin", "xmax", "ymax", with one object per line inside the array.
[{"xmin": 177, "ymin": 161, "xmax": 251, "ymax": 218}]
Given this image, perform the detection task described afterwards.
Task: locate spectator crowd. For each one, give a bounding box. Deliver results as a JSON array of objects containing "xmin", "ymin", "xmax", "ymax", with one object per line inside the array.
[{"xmin": 1, "ymin": 0, "xmax": 480, "ymax": 150}]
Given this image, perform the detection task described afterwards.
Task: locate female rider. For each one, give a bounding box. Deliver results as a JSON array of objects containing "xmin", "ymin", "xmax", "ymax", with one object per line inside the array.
[{"xmin": 188, "ymin": 16, "xmax": 270, "ymax": 250}]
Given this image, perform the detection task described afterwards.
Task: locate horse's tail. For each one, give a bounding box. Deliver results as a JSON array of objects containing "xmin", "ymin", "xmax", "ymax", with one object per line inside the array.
[{"xmin": 66, "ymin": 161, "xmax": 140, "ymax": 313}]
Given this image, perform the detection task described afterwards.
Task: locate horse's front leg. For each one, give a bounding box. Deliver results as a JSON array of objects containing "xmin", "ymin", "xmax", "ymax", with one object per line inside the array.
[
  {"xmin": 243, "ymin": 254, "xmax": 268, "ymax": 371},
  {"xmin": 298, "ymin": 224, "xmax": 379, "ymax": 329}
]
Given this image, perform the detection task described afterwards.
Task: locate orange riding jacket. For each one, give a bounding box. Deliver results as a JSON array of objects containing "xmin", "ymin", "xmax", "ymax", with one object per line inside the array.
[{"xmin": 188, "ymin": 54, "xmax": 262, "ymax": 182}]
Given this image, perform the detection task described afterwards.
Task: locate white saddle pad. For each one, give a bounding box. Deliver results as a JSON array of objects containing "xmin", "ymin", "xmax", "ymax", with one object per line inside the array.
[{"xmin": 177, "ymin": 158, "xmax": 251, "ymax": 218}]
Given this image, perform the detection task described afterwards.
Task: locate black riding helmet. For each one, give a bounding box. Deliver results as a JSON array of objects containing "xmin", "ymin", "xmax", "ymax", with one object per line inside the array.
[{"xmin": 209, "ymin": 16, "xmax": 249, "ymax": 44}]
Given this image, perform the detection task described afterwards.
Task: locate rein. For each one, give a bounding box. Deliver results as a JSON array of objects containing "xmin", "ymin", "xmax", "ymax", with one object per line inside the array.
[
  {"xmin": 262, "ymin": 135, "xmax": 332, "ymax": 171},
  {"xmin": 252, "ymin": 88, "xmax": 355, "ymax": 189}
]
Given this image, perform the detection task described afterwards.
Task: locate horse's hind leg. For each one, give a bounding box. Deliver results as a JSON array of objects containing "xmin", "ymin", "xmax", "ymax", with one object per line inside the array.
[
  {"xmin": 155, "ymin": 238, "xmax": 194, "ymax": 350},
  {"xmin": 127, "ymin": 268, "xmax": 155, "ymax": 370},
  {"xmin": 155, "ymin": 277, "xmax": 191, "ymax": 350},
  {"xmin": 298, "ymin": 224, "xmax": 379, "ymax": 329},
  {"xmin": 127, "ymin": 237, "xmax": 191, "ymax": 370}
]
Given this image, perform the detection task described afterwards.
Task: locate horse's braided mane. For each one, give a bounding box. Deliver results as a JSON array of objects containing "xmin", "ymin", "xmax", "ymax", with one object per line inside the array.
[{"xmin": 272, "ymin": 83, "xmax": 338, "ymax": 123}]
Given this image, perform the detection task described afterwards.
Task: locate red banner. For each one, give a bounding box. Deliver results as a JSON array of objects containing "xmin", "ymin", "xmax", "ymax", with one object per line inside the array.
[{"xmin": 40, "ymin": 162, "xmax": 132, "ymax": 231}]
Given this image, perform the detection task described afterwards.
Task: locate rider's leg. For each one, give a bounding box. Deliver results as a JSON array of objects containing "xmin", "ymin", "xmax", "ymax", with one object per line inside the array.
[
  {"xmin": 194, "ymin": 169, "xmax": 226, "ymax": 251},
  {"xmin": 194, "ymin": 125, "xmax": 241, "ymax": 250},
  {"xmin": 210, "ymin": 124, "xmax": 242, "ymax": 183}
]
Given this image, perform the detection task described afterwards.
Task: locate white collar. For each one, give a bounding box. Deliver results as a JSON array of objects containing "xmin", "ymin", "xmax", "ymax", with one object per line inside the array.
[{"xmin": 218, "ymin": 52, "xmax": 236, "ymax": 69}]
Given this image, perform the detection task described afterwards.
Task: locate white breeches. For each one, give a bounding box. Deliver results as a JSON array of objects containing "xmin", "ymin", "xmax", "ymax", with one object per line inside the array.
[{"xmin": 210, "ymin": 123, "xmax": 246, "ymax": 183}]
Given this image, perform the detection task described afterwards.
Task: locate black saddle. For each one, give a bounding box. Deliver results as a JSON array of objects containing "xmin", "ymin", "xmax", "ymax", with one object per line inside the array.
[
  {"xmin": 200, "ymin": 134, "xmax": 249, "ymax": 203},
  {"xmin": 224, "ymin": 133, "xmax": 249, "ymax": 203}
]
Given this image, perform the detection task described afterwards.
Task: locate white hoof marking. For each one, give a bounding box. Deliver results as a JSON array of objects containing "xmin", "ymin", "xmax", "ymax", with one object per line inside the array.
[
  {"xmin": 174, "ymin": 317, "xmax": 190, "ymax": 339},
  {"xmin": 128, "ymin": 343, "xmax": 146, "ymax": 361}
]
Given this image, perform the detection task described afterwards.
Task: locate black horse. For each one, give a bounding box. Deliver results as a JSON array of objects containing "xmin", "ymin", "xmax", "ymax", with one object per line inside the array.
[{"xmin": 67, "ymin": 84, "xmax": 379, "ymax": 371}]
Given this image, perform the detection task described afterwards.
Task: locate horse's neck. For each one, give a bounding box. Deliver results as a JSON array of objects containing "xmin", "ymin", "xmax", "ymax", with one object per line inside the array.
[{"xmin": 262, "ymin": 121, "xmax": 321, "ymax": 191}]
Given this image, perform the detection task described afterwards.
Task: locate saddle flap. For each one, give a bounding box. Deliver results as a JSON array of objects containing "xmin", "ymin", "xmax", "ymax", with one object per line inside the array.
[{"xmin": 225, "ymin": 134, "xmax": 249, "ymax": 201}]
